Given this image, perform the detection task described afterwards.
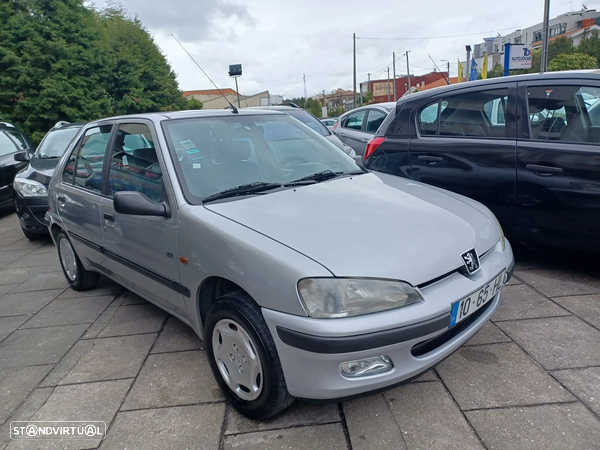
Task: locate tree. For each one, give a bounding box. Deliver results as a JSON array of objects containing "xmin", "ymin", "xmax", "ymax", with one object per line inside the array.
[
  {"xmin": 184, "ymin": 98, "xmax": 204, "ymax": 110},
  {"xmin": 548, "ymin": 53, "xmax": 598, "ymax": 71},
  {"xmin": 486, "ymin": 63, "xmax": 504, "ymax": 79},
  {"xmin": 577, "ymin": 30, "xmax": 600, "ymax": 67},
  {"xmin": 363, "ymin": 92, "xmax": 374, "ymax": 104},
  {"xmin": 548, "ymin": 36, "xmax": 574, "ymax": 61}
]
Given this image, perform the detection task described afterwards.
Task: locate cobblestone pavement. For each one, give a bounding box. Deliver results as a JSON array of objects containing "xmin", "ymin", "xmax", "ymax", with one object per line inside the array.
[{"xmin": 0, "ymin": 210, "xmax": 599, "ymax": 449}]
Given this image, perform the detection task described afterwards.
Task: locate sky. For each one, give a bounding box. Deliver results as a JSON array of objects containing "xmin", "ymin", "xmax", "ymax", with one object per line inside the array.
[{"xmin": 98, "ymin": 0, "xmax": 599, "ymax": 98}]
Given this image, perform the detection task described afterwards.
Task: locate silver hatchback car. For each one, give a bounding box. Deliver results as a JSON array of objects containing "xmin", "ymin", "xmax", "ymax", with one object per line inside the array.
[{"xmin": 47, "ymin": 110, "xmax": 514, "ymax": 419}]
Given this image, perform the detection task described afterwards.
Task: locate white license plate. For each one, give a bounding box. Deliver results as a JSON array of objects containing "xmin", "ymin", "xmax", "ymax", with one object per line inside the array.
[{"xmin": 449, "ymin": 271, "xmax": 505, "ymax": 327}]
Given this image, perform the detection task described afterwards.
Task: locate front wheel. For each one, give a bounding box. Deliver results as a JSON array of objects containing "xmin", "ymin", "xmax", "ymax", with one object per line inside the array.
[
  {"xmin": 205, "ymin": 291, "xmax": 294, "ymax": 419},
  {"xmin": 56, "ymin": 231, "xmax": 99, "ymax": 291}
]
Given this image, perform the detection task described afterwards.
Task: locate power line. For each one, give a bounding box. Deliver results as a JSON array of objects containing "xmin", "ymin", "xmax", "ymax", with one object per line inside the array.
[{"xmin": 356, "ymin": 23, "xmax": 537, "ymax": 41}]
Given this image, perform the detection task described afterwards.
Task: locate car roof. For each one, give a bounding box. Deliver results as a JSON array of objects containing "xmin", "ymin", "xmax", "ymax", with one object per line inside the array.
[{"xmin": 397, "ymin": 70, "xmax": 600, "ymax": 104}]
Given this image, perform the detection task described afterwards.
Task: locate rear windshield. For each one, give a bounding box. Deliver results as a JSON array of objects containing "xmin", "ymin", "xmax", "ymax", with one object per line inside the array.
[
  {"xmin": 0, "ymin": 131, "xmax": 19, "ymax": 156},
  {"xmin": 5, "ymin": 130, "xmax": 29, "ymax": 151},
  {"xmin": 286, "ymin": 110, "xmax": 330, "ymax": 136},
  {"xmin": 37, "ymin": 127, "xmax": 81, "ymax": 158},
  {"xmin": 162, "ymin": 114, "xmax": 359, "ymax": 204}
]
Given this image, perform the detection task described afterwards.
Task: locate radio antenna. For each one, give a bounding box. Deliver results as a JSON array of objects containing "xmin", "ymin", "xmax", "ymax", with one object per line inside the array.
[{"xmin": 171, "ymin": 34, "xmax": 238, "ymax": 113}]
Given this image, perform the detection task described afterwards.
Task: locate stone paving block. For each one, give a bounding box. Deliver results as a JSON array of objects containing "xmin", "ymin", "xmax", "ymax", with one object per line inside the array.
[
  {"xmin": 0, "ymin": 387, "xmax": 53, "ymax": 450},
  {"xmin": 0, "ymin": 365, "xmax": 52, "ymax": 424},
  {"xmin": 0, "ymin": 234, "xmax": 24, "ymax": 248},
  {"xmin": 0, "ymin": 283, "xmax": 17, "ymax": 296},
  {"xmin": 122, "ymin": 350, "xmax": 223, "ymax": 410},
  {"xmin": 0, "ymin": 315, "xmax": 29, "ymax": 343},
  {"xmin": 81, "ymin": 306, "xmax": 118, "ymax": 340},
  {"xmin": 553, "ymin": 293, "xmax": 600, "ymax": 329},
  {"xmin": 39, "ymin": 340, "xmax": 95, "ymax": 387},
  {"xmin": 120, "ymin": 290, "xmax": 148, "ymax": 305},
  {"xmin": 35, "ymin": 243, "xmax": 58, "ymax": 254},
  {"xmin": 21, "ymin": 295, "xmax": 113, "ymax": 329},
  {"xmin": 151, "ymin": 316, "xmax": 203, "ymax": 354},
  {"xmin": 10, "ymin": 271, "xmax": 68, "ymax": 293},
  {"xmin": 412, "ymin": 369, "xmax": 438, "ymax": 382},
  {"xmin": 0, "ymin": 268, "xmax": 30, "ymax": 285},
  {"xmin": 516, "ymin": 268, "xmax": 600, "ymax": 297},
  {"xmin": 223, "ymin": 423, "xmax": 347, "ymax": 450},
  {"xmin": 493, "ymin": 284, "xmax": 570, "ymax": 321},
  {"xmin": 0, "ymin": 324, "xmax": 87, "ymax": 369},
  {"xmin": 6, "ymin": 379, "xmax": 132, "ymax": 450},
  {"xmin": 552, "ymin": 367, "xmax": 600, "ymax": 417},
  {"xmin": 2, "ymin": 238, "xmax": 47, "ymax": 252},
  {"xmin": 505, "ymin": 274, "xmax": 523, "ymax": 285},
  {"xmin": 97, "ymin": 303, "xmax": 168, "ymax": 337},
  {"xmin": 344, "ymin": 393, "xmax": 406, "ymax": 450},
  {"xmin": 436, "ymin": 343, "xmax": 574, "ymax": 410},
  {"xmin": 465, "ymin": 321, "xmax": 511, "ymax": 346},
  {"xmin": 60, "ymin": 333, "xmax": 157, "ymax": 385},
  {"xmin": 0, "ymin": 289, "xmax": 64, "ymax": 317},
  {"xmin": 226, "ymin": 401, "xmax": 340, "ymax": 435},
  {"xmin": 498, "ymin": 315, "xmax": 600, "ymax": 370},
  {"xmin": 466, "ymin": 403, "xmax": 600, "ymax": 450},
  {"xmin": 58, "ymin": 277, "xmax": 122, "ymax": 299},
  {"xmin": 4, "ymin": 251, "xmax": 60, "ymax": 269},
  {"xmin": 385, "ymin": 382, "xmax": 484, "ymax": 450},
  {"xmin": 0, "ymin": 250, "xmax": 33, "ymax": 268},
  {"xmin": 102, "ymin": 404, "xmax": 225, "ymax": 450}
]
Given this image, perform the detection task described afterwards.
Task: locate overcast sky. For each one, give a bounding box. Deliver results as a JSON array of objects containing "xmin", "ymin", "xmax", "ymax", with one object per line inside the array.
[{"xmin": 99, "ymin": 0, "xmax": 598, "ymax": 98}]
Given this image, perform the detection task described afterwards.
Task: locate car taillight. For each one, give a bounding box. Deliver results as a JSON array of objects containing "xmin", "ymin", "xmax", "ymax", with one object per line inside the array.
[
  {"xmin": 333, "ymin": 121, "xmax": 339, "ymax": 130},
  {"xmin": 364, "ymin": 137, "xmax": 386, "ymax": 161}
]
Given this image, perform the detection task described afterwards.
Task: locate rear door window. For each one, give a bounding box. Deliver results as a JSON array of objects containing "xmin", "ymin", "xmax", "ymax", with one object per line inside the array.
[
  {"xmin": 365, "ymin": 109, "xmax": 387, "ymax": 133},
  {"xmin": 73, "ymin": 125, "xmax": 113, "ymax": 193},
  {"xmin": 344, "ymin": 110, "xmax": 366, "ymax": 130}
]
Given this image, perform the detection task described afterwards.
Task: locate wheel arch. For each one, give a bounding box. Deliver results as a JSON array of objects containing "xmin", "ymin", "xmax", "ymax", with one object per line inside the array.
[{"xmin": 197, "ymin": 276, "xmax": 255, "ymax": 328}]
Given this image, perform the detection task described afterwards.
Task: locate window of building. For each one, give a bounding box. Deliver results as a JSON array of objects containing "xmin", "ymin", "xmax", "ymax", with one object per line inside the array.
[{"xmin": 73, "ymin": 125, "xmax": 112, "ymax": 193}]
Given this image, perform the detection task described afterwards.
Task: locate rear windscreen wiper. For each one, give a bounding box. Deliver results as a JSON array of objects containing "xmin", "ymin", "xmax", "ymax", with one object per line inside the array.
[{"xmin": 202, "ymin": 182, "xmax": 282, "ymax": 203}]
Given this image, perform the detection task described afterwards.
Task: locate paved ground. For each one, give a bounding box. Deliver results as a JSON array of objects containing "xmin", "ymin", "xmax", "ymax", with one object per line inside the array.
[{"xmin": 0, "ymin": 209, "xmax": 600, "ymax": 450}]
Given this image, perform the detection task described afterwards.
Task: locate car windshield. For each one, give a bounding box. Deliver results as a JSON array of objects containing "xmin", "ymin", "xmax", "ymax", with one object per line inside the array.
[
  {"xmin": 36, "ymin": 127, "xmax": 81, "ymax": 158},
  {"xmin": 163, "ymin": 114, "xmax": 361, "ymax": 204},
  {"xmin": 5, "ymin": 130, "xmax": 28, "ymax": 151},
  {"xmin": 0, "ymin": 130, "xmax": 19, "ymax": 156},
  {"xmin": 286, "ymin": 110, "xmax": 330, "ymax": 136}
]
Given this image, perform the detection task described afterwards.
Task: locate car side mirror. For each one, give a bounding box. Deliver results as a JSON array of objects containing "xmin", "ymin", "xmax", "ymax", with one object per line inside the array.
[
  {"xmin": 14, "ymin": 151, "xmax": 30, "ymax": 162},
  {"xmin": 113, "ymin": 191, "xmax": 169, "ymax": 218}
]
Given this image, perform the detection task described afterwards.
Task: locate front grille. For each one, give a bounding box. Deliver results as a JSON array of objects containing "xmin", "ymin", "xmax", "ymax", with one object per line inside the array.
[
  {"xmin": 418, "ymin": 247, "xmax": 494, "ymax": 289},
  {"xmin": 410, "ymin": 298, "xmax": 494, "ymax": 357}
]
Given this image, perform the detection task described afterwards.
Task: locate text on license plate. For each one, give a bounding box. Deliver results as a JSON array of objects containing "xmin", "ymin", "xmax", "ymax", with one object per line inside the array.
[{"xmin": 449, "ymin": 271, "xmax": 505, "ymax": 327}]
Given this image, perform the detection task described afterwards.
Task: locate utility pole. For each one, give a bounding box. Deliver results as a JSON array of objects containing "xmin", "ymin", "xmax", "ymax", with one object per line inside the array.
[
  {"xmin": 387, "ymin": 67, "xmax": 391, "ymax": 102},
  {"xmin": 392, "ymin": 52, "xmax": 397, "ymax": 101},
  {"xmin": 406, "ymin": 51, "xmax": 411, "ymax": 91},
  {"xmin": 466, "ymin": 45, "xmax": 472, "ymax": 81},
  {"xmin": 540, "ymin": 0, "xmax": 550, "ymax": 73},
  {"xmin": 303, "ymin": 73, "xmax": 307, "ymax": 102},
  {"xmin": 447, "ymin": 61, "xmax": 450, "ymax": 83},
  {"xmin": 353, "ymin": 33, "xmax": 357, "ymax": 109}
]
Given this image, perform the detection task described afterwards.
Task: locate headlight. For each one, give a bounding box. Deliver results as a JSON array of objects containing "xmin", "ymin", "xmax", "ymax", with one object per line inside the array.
[
  {"xmin": 13, "ymin": 179, "xmax": 48, "ymax": 198},
  {"xmin": 496, "ymin": 219, "xmax": 506, "ymax": 251},
  {"xmin": 298, "ymin": 278, "xmax": 423, "ymax": 318}
]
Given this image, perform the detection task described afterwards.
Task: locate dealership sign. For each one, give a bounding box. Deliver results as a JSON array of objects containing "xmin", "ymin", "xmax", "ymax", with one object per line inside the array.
[
  {"xmin": 504, "ymin": 44, "xmax": 532, "ymax": 72},
  {"xmin": 373, "ymin": 81, "xmax": 393, "ymax": 97}
]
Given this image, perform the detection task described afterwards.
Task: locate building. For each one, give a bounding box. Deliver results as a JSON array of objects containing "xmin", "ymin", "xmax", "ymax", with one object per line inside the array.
[
  {"xmin": 318, "ymin": 89, "xmax": 356, "ymax": 112},
  {"xmin": 182, "ymin": 89, "xmax": 281, "ymax": 109},
  {"xmin": 360, "ymin": 71, "xmax": 449, "ymax": 103},
  {"xmin": 465, "ymin": 8, "xmax": 600, "ymax": 77}
]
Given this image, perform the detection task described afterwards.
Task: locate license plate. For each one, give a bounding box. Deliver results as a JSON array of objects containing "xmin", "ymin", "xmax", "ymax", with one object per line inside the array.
[{"xmin": 449, "ymin": 271, "xmax": 505, "ymax": 327}]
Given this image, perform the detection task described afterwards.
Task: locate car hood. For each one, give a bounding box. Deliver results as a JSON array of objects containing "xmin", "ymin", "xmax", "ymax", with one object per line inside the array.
[
  {"xmin": 204, "ymin": 172, "xmax": 499, "ymax": 286},
  {"xmin": 17, "ymin": 157, "xmax": 60, "ymax": 185}
]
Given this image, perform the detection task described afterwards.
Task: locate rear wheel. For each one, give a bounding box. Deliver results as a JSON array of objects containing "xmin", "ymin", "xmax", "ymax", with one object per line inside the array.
[
  {"xmin": 205, "ymin": 291, "xmax": 294, "ymax": 419},
  {"xmin": 56, "ymin": 231, "xmax": 99, "ymax": 291}
]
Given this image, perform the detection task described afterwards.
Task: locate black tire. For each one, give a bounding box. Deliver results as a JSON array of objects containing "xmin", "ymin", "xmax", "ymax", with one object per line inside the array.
[
  {"xmin": 21, "ymin": 227, "xmax": 40, "ymax": 241},
  {"xmin": 56, "ymin": 231, "xmax": 99, "ymax": 291},
  {"xmin": 204, "ymin": 291, "xmax": 294, "ymax": 419}
]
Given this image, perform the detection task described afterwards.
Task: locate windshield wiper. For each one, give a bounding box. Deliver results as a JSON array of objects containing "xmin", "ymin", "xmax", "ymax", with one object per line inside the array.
[
  {"xmin": 202, "ymin": 182, "xmax": 282, "ymax": 203},
  {"xmin": 286, "ymin": 170, "xmax": 345, "ymax": 185}
]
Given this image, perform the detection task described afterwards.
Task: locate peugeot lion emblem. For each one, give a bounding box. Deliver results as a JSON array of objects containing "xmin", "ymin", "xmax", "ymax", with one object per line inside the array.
[{"xmin": 461, "ymin": 249, "xmax": 480, "ymax": 275}]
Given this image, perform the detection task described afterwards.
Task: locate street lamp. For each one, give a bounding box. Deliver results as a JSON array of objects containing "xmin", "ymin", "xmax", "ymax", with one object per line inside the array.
[{"xmin": 228, "ymin": 64, "xmax": 242, "ymax": 108}]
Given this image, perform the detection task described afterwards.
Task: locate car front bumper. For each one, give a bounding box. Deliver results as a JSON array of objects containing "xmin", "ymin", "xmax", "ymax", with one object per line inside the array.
[
  {"xmin": 263, "ymin": 240, "xmax": 514, "ymax": 401},
  {"xmin": 14, "ymin": 191, "xmax": 49, "ymax": 234}
]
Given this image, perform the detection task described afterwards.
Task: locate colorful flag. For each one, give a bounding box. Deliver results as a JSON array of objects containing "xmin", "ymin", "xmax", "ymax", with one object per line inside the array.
[
  {"xmin": 457, "ymin": 60, "xmax": 463, "ymax": 83},
  {"xmin": 470, "ymin": 59, "xmax": 478, "ymax": 81},
  {"xmin": 481, "ymin": 52, "xmax": 488, "ymax": 79}
]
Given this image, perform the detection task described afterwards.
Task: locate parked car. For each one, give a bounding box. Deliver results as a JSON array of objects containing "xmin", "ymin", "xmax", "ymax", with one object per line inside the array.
[
  {"xmin": 13, "ymin": 122, "xmax": 84, "ymax": 239},
  {"xmin": 47, "ymin": 110, "xmax": 514, "ymax": 419},
  {"xmin": 320, "ymin": 117, "xmax": 338, "ymax": 131},
  {"xmin": 0, "ymin": 127, "xmax": 30, "ymax": 209},
  {"xmin": 333, "ymin": 102, "xmax": 396, "ymax": 156},
  {"xmin": 246, "ymin": 106, "xmax": 356, "ymax": 158},
  {"xmin": 0, "ymin": 122, "xmax": 35, "ymax": 154},
  {"xmin": 363, "ymin": 70, "xmax": 600, "ymax": 254}
]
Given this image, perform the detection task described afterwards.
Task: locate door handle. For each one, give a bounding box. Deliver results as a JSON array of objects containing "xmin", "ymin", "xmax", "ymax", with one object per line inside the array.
[
  {"xmin": 418, "ymin": 155, "xmax": 443, "ymax": 163},
  {"xmin": 338, "ymin": 133, "xmax": 346, "ymax": 137},
  {"xmin": 361, "ymin": 138, "xmax": 369, "ymax": 143},
  {"xmin": 103, "ymin": 213, "xmax": 114, "ymax": 222},
  {"xmin": 525, "ymin": 164, "xmax": 563, "ymax": 175},
  {"xmin": 57, "ymin": 194, "xmax": 66, "ymax": 202}
]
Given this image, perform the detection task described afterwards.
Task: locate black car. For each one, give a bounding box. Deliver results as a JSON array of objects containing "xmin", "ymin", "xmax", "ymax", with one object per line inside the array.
[
  {"xmin": 363, "ymin": 70, "xmax": 600, "ymax": 253},
  {"xmin": 13, "ymin": 122, "xmax": 84, "ymax": 239},
  {"xmin": 0, "ymin": 125, "xmax": 30, "ymax": 210},
  {"xmin": 0, "ymin": 122, "xmax": 35, "ymax": 154}
]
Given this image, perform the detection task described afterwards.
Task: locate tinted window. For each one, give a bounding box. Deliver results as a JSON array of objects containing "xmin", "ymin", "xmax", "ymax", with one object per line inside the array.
[
  {"xmin": 62, "ymin": 149, "xmax": 77, "ymax": 184},
  {"xmin": 0, "ymin": 131, "xmax": 19, "ymax": 156},
  {"xmin": 365, "ymin": 109, "xmax": 387, "ymax": 133},
  {"xmin": 528, "ymin": 85, "xmax": 600, "ymax": 143},
  {"xmin": 344, "ymin": 110, "xmax": 365, "ymax": 130},
  {"xmin": 37, "ymin": 127, "xmax": 81, "ymax": 158},
  {"xmin": 418, "ymin": 101, "xmax": 439, "ymax": 136},
  {"xmin": 163, "ymin": 115, "xmax": 360, "ymax": 204},
  {"xmin": 287, "ymin": 110, "xmax": 330, "ymax": 136},
  {"xmin": 73, "ymin": 125, "xmax": 112, "ymax": 193},
  {"xmin": 5, "ymin": 130, "xmax": 28, "ymax": 151},
  {"xmin": 109, "ymin": 124, "xmax": 162, "ymax": 202}
]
